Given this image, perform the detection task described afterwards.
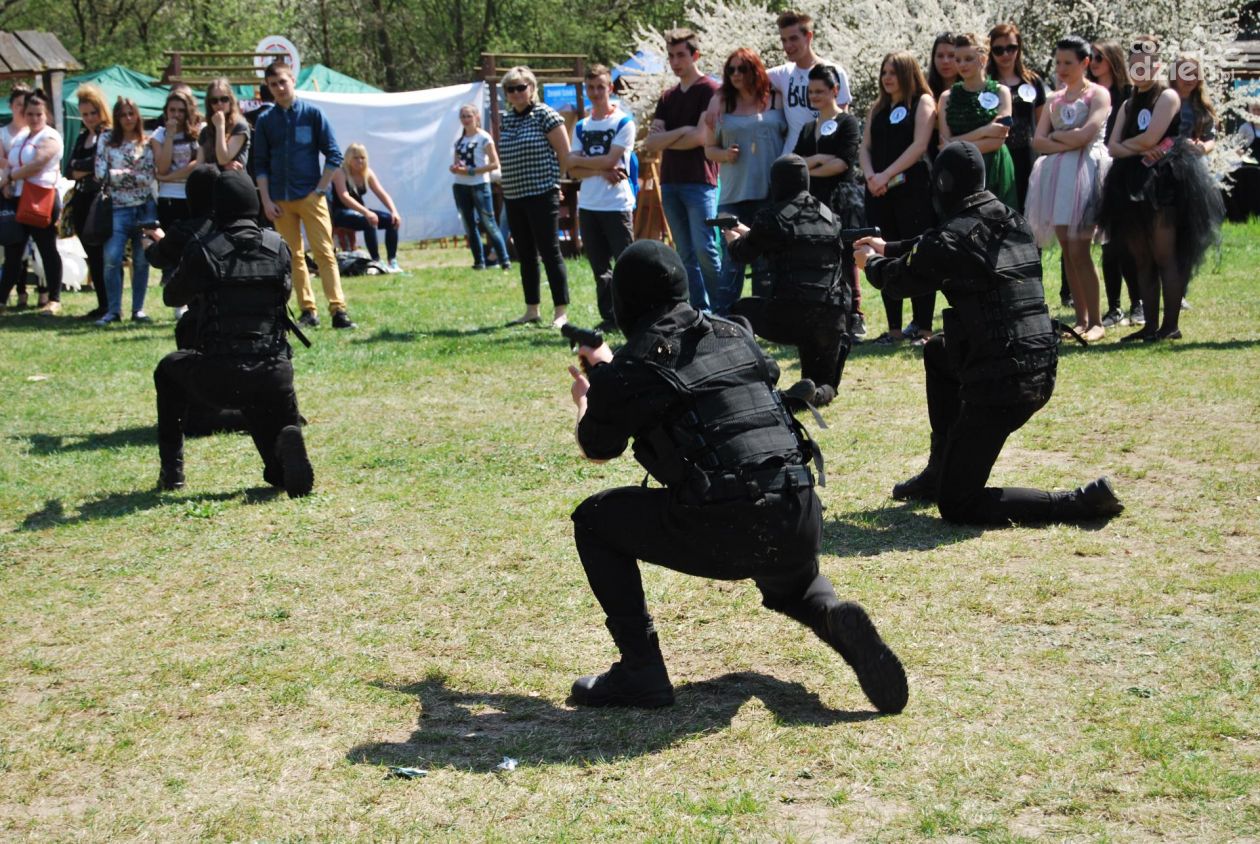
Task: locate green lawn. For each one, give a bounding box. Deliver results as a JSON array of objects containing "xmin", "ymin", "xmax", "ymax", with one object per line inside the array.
[{"xmin": 1, "ymin": 225, "xmax": 1257, "ymax": 841}]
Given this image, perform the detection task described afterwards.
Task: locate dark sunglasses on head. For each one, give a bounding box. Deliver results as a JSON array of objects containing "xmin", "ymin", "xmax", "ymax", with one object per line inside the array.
[
  {"xmin": 991, "ymin": 45, "xmax": 1019, "ymax": 56},
  {"xmin": 208, "ymin": 96, "xmax": 231, "ymax": 105},
  {"xmin": 1132, "ymin": 41, "xmax": 1156, "ymax": 54},
  {"xmin": 726, "ymin": 64, "xmax": 749, "ymax": 75},
  {"xmin": 1091, "ymin": 53, "xmax": 1104, "ymax": 62},
  {"xmin": 504, "ymin": 84, "xmax": 528, "ymax": 94}
]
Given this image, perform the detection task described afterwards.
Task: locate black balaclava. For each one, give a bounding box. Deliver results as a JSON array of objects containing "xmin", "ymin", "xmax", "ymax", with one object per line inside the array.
[
  {"xmin": 212, "ymin": 169, "xmax": 261, "ymax": 227},
  {"xmin": 612, "ymin": 240, "xmax": 689, "ymax": 334},
  {"xmin": 185, "ymin": 165, "xmax": 218, "ymax": 219},
  {"xmin": 931, "ymin": 141, "xmax": 986, "ymax": 218},
  {"xmin": 770, "ymin": 154, "xmax": 810, "ymax": 202}
]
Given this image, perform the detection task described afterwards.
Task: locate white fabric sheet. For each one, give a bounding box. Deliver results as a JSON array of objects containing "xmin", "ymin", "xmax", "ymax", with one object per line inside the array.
[{"xmin": 303, "ymin": 82, "xmax": 486, "ymax": 242}]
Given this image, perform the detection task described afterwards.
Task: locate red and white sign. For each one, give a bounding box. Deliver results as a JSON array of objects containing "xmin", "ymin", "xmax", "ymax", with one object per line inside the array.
[{"xmin": 255, "ymin": 35, "xmax": 301, "ymax": 79}]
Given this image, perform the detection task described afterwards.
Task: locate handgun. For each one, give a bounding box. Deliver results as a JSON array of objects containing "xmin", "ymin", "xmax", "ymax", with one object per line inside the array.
[
  {"xmin": 839, "ymin": 226, "xmax": 881, "ymax": 245},
  {"xmin": 560, "ymin": 323, "xmax": 605, "ymax": 373},
  {"xmin": 705, "ymin": 212, "xmax": 741, "ymax": 229}
]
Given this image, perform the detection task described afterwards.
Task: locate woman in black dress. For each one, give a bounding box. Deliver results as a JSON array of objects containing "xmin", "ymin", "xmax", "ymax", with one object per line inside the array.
[
  {"xmin": 66, "ymin": 84, "xmax": 111, "ymax": 320},
  {"xmin": 987, "ymin": 22, "xmax": 1046, "ymax": 213},
  {"xmin": 859, "ymin": 50, "xmax": 937, "ymax": 344},
  {"xmin": 1101, "ymin": 36, "xmax": 1223, "ymax": 342},
  {"xmin": 1089, "ymin": 40, "xmax": 1141, "ymax": 327}
]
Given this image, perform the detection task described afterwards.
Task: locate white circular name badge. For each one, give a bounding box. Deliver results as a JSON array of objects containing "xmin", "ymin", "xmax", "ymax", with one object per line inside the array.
[
  {"xmin": 1018, "ymin": 83, "xmax": 1037, "ymax": 103},
  {"xmin": 1059, "ymin": 102, "xmax": 1079, "ymax": 124},
  {"xmin": 820, "ymin": 119, "xmax": 838, "ymax": 136},
  {"xmin": 889, "ymin": 106, "xmax": 908, "ymax": 125},
  {"xmin": 1137, "ymin": 108, "xmax": 1152, "ymax": 131},
  {"xmin": 979, "ymin": 91, "xmax": 1000, "ymax": 110}
]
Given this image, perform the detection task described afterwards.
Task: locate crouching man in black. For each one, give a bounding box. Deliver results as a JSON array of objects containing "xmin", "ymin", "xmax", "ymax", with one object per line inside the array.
[
  {"xmin": 565, "ymin": 240, "xmax": 907, "ymax": 714},
  {"xmin": 144, "ymin": 164, "xmax": 247, "ymax": 437},
  {"xmin": 854, "ymin": 142, "xmax": 1122, "ymax": 525},
  {"xmin": 153, "ymin": 169, "xmax": 313, "ymax": 498},
  {"xmin": 723, "ymin": 154, "xmax": 850, "ymax": 407}
]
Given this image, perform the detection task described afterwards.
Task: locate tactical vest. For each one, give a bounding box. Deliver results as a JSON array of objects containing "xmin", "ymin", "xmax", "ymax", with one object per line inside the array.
[
  {"xmin": 621, "ymin": 313, "xmax": 815, "ymax": 505},
  {"xmin": 938, "ymin": 196, "xmax": 1058, "ymax": 394},
  {"xmin": 197, "ymin": 229, "xmax": 290, "ymax": 357},
  {"xmin": 769, "ymin": 196, "xmax": 848, "ymax": 309}
]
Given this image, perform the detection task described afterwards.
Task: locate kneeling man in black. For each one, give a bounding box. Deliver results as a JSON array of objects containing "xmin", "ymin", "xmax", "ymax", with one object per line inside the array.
[
  {"xmin": 854, "ymin": 142, "xmax": 1122, "ymax": 525},
  {"xmin": 153, "ymin": 170, "xmax": 312, "ymax": 498},
  {"xmin": 723, "ymin": 154, "xmax": 850, "ymax": 407},
  {"xmin": 565, "ymin": 239, "xmax": 906, "ymax": 713}
]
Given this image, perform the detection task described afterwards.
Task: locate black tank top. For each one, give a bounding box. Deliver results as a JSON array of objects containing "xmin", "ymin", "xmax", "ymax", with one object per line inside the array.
[
  {"xmin": 870, "ymin": 97, "xmax": 929, "ymax": 180},
  {"xmin": 1121, "ymin": 85, "xmax": 1180, "ymax": 142},
  {"xmin": 330, "ymin": 174, "xmax": 366, "ymax": 211}
]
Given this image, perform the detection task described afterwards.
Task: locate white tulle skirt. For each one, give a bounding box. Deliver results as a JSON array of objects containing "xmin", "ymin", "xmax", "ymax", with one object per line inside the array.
[{"xmin": 1025, "ymin": 141, "xmax": 1110, "ymax": 245}]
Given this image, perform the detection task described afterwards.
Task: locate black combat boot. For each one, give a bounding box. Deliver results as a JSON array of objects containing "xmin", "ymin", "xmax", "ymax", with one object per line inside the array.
[
  {"xmin": 570, "ymin": 616, "xmax": 675, "ymax": 708},
  {"xmin": 275, "ymin": 425, "xmax": 314, "ymax": 498},
  {"xmin": 892, "ymin": 433, "xmax": 942, "ymax": 502},
  {"xmin": 1055, "ymin": 476, "xmax": 1124, "ymax": 520},
  {"xmin": 782, "ymin": 378, "xmax": 817, "ymax": 405},
  {"xmin": 812, "ymin": 384, "xmax": 837, "ymax": 407},
  {"xmin": 769, "ymin": 576, "xmax": 908, "ymax": 715},
  {"xmin": 157, "ymin": 441, "xmax": 185, "ymax": 491}
]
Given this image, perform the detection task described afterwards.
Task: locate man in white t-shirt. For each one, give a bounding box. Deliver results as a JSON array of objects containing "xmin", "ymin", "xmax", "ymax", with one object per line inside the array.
[
  {"xmin": 766, "ymin": 10, "xmax": 852, "ymax": 155},
  {"xmin": 567, "ymin": 64, "xmax": 637, "ymax": 331}
]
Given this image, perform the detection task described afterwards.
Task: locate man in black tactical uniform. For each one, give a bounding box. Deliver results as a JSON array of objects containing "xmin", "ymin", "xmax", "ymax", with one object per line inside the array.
[
  {"xmin": 565, "ymin": 239, "xmax": 907, "ymax": 713},
  {"xmin": 854, "ymin": 141, "xmax": 1123, "ymax": 525},
  {"xmin": 153, "ymin": 170, "xmax": 313, "ymax": 498},
  {"xmin": 723, "ymin": 154, "xmax": 850, "ymax": 407}
]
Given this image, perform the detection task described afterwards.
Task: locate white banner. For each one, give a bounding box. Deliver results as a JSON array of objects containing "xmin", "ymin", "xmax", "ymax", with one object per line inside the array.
[{"xmin": 302, "ymin": 82, "xmax": 485, "ymax": 242}]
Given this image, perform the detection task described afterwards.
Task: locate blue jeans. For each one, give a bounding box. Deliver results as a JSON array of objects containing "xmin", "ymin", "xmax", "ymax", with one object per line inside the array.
[
  {"xmin": 452, "ymin": 183, "xmax": 510, "ymax": 268},
  {"xmin": 332, "ymin": 207, "xmax": 399, "ymax": 263},
  {"xmin": 660, "ymin": 182, "xmax": 721, "ymax": 311},
  {"xmin": 714, "ymin": 197, "xmax": 772, "ymax": 314},
  {"xmin": 104, "ymin": 199, "xmax": 155, "ymax": 316}
]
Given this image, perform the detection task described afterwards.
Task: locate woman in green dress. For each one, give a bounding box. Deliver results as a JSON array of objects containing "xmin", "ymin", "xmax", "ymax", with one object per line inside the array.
[{"xmin": 937, "ymin": 32, "xmax": 1018, "ymax": 209}]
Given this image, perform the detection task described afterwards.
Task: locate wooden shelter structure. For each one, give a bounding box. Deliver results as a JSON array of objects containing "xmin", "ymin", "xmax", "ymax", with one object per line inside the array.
[
  {"xmin": 0, "ymin": 30, "xmax": 83, "ymax": 134},
  {"xmin": 162, "ymin": 49, "xmax": 295, "ymax": 87}
]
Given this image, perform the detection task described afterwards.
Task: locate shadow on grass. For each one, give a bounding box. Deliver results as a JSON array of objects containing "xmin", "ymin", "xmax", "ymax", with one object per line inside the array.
[
  {"xmin": 0, "ymin": 312, "xmax": 165, "ymax": 335},
  {"xmin": 12, "ymin": 425, "xmax": 155, "ymax": 455},
  {"xmin": 19, "ymin": 486, "xmax": 280, "ymax": 530},
  {"xmin": 824, "ymin": 503, "xmax": 982, "ymax": 556},
  {"xmin": 1058, "ymin": 336, "xmax": 1259, "ymax": 355},
  {"xmin": 351, "ymin": 323, "xmax": 575, "ymax": 350},
  {"xmin": 347, "ymin": 672, "xmax": 878, "ymax": 770}
]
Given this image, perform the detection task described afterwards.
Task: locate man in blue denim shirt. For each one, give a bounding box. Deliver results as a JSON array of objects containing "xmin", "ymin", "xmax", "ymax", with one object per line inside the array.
[{"xmin": 255, "ymin": 61, "xmax": 355, "ymax": 329}]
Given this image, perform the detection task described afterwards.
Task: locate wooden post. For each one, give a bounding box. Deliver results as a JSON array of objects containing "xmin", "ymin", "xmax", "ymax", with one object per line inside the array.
[
  {"xmin": 41, "ymin": 69, "xmax": 64, "ymax": 134},
  {"xmin": 574, "ymin": 57, "xmax": 585, "ymax": 120}
]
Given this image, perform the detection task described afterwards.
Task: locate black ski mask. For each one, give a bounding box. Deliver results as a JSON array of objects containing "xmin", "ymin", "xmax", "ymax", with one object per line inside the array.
[
  {"xmin": 931, "ymin": 141, "xmax": 986, "ymax": 218},
  {"xmin": 212, "ymin": 169, "xmax": 261, "ymax": 227},
  {"xmin": 612, "ymin": 240, "xmax": 689, "ymax": 334},
  {"xmin": 769, "ymin": 154, "xmax": 810, "ymax": 202},
  {"xmin": 185, "ymin": 165, "xmax": 219, "ymax": 219}
]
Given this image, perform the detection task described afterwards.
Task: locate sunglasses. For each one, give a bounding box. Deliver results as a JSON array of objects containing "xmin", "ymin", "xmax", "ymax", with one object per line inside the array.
[
  {"xmin": 725, "ymin": 64, "xmax": 749, "ymax": 75},
  {"xmin": 1091, "ymin": 53, "xmax": 1105, "ymax": 62},
  {"xmin": 208, "ymin": 96, "xmax": 231, "ymax": 105},
  {"xmin": 1132, "ymin": 42, "xmax": 1157, "ymax": 54},
  {"xmin": 991, "ymin": 45, "xmax": 1019, "ymax": 56},
  {"xmin": 504, "ymin": 84, "xmax": 528, "ymax": 94}
]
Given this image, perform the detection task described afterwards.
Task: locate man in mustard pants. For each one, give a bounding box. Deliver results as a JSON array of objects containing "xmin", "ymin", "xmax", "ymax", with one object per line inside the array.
[{"xmin": 254, "ymin": 60, "xmax": 356, "ymax": 329}]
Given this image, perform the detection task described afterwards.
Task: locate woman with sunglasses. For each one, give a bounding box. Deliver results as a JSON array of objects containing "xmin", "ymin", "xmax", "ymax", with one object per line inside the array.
[
  {"xmin": 939, "ymin": 33, "xmax": 1018, "ymax": 209},
  {"xmin": 1101, "ymin": 37, "xmax": 1223, "ymax": 341},
  {"xmin": 987, "ymin": 23, "xmax": 1045, "ymax": 212},
  {"xmin": 859, "ymin": 51, "xmax": 937, "ymax": 345},
  {"xmin": 927, "ymin": 33, "xmax": 958, "ymax": 159},
  {"xmin": 1088, "ymin": 40, "xmax": 1142, "ymax": 328},
  {"xmin": 199, "ymin": 78, "xmax": 250, "ymax": 171},
  {"xmin": 497, "ymin": 65, "xmax": 571, "ymax": 328},
  {"xmin": 65, "ymin": 83, "xmax": 111, "ymax": 320},
  {"xmin": 1026, "ymin": 36, "xmax": 1112, "ymax": 343},
  {"xmin": 702, "ymin": 48, "xmax": 784, "ymax": 312}
]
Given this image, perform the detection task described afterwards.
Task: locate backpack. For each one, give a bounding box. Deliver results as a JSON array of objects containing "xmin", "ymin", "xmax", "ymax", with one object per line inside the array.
[{"xmin": 576, "ymin": 113, "xmax": 639, "ymax": 208}]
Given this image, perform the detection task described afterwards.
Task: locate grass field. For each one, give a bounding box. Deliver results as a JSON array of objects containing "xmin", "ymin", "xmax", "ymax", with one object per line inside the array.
[{"xmin": 1, "ymin": 223, "xmax": 1258, "ymax": 842}]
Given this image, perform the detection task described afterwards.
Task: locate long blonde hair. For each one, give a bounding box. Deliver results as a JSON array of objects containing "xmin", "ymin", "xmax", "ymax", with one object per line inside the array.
[{"xmin": 342, "ymin": 142, "xmax": 369, "ymax": 182}]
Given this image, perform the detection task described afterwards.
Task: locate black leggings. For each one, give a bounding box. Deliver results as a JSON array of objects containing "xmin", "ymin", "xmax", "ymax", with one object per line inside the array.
[
  {"xmin": 504, "ymin": 190, "xmax": 569, "ymax": 307},
  {"xmin": 0, "ymin": 199, "xmax": 62, "ymax": 304},
  {"xmin": 1101, "ymin": 241, "xmax": 1138, "ymax": 314},
  {"xmin": 866, "ymin": 182, "xmax": 936, "ymax": 332},
  {"xmin": 1121, "ymin": 208, "xmax": 1185, "ymax": 335},
  {"xmin": 71, "ymin": 189, "xmax": 108, "ymax": 312}
]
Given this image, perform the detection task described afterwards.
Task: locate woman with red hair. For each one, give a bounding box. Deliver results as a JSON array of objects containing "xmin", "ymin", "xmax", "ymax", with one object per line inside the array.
[{"xmin": 702, "ymin": 47, "xmax": 785, "ymax": 312}]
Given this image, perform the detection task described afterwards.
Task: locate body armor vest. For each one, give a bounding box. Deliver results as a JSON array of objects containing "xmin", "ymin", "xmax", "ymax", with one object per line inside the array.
[
  {"xmin": 769, "ymin": 196, "xmax": 848, "ymax": 309},
  {"xmin": 622, "ymin": 313, "xmax": 814, "ymax": 504},
  {"xmin": 197, "ymin": 228, "xmax": 290, "ymax": 357},
  {"xmin": 938, "ymin": 195, "xmax": 1057, "ymax": 393}
]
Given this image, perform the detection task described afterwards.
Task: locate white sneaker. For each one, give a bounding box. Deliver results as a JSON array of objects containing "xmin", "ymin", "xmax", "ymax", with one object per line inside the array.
[{"xmin": 388, "ymin": 259, "xmax": 401, "ymax": 273}]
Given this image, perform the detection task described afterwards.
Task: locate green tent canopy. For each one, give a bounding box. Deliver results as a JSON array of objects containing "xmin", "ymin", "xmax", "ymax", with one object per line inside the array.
[{"xmin": 0, "ymin": 62, "xmax": 379, "ymax": 168}]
